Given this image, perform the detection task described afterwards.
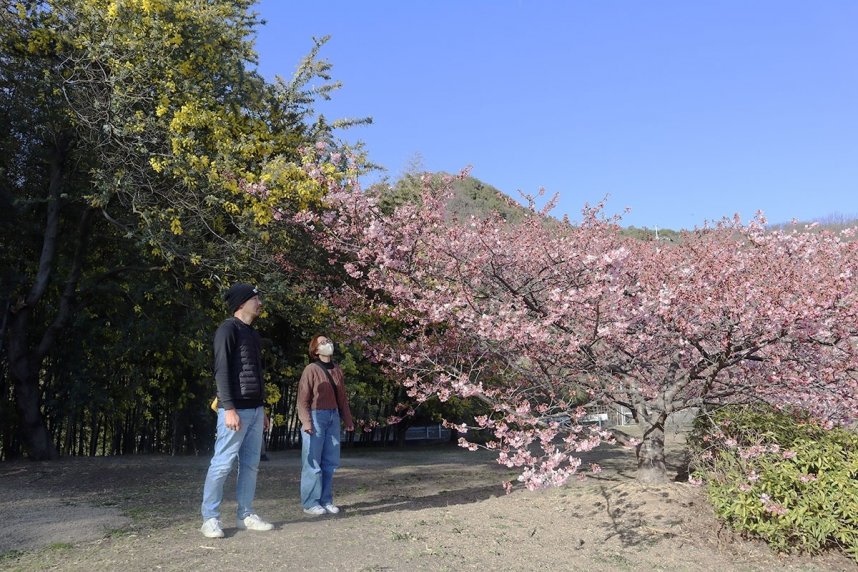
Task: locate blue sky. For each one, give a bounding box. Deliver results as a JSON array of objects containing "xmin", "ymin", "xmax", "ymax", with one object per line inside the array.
[{"xmin": 252, "ymin": 1, "xmax": 857, "ymax": 230}]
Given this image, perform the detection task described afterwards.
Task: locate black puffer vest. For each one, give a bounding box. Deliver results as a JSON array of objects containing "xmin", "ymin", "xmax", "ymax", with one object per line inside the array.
[
  {"xmin": 230, "ymin": 319, "xmax": 263, "ymax": 401},
  {"xmin": 213, "ymin": 317, "xmax": 264, "ymax": 409}
]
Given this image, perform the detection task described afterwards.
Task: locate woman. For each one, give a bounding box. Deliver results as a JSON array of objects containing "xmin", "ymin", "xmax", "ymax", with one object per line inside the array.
[{"xmin": 297, "ymin": 335, "xmax": 354, "ymax": 515}]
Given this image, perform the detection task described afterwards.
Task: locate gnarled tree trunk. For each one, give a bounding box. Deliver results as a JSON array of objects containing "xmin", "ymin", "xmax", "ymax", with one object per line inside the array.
[
  {"xmin": 627, "ymin": 397, "xmax": 670, "ymax": 483},
  {"xmin": 635, "ymin": 420, "xmax": 667, "ymax": 483}
]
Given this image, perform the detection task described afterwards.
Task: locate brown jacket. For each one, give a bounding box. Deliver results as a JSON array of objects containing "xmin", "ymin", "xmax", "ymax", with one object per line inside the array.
[{"xmin": 297, "ymin": 361, "xmax": 353, "ymax": 429}]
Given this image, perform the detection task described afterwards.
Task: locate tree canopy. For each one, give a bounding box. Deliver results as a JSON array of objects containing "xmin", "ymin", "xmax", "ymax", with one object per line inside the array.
[
  {"xmin": 283, "ymin": 163, "xmax": 858, "ymax": 486},
  {"xmin": 0, "ymin": 0, "xmax": 364, "ymax": 459}
]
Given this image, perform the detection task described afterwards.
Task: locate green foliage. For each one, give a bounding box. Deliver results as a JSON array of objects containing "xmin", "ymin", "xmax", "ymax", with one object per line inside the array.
[
  {"xmin": 690, "ymin": 405, "xmax": 858, "ymax": 560},
  {"xmin": 0, "ymin": 0, "xmax": 371, "ymax": 458},
  {"xmin": 371, "ymin": 173, "xmax": 529, "ymax": 223},
  {"xmin": 622, "ymin": 225, "xmax": 680, "ymax": 242}
]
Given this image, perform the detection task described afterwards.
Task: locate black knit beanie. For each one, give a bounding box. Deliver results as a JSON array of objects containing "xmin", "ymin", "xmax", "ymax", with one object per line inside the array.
[{"xmin": 224, "ymin": 283, "xmax": 259, "ymax": 314}]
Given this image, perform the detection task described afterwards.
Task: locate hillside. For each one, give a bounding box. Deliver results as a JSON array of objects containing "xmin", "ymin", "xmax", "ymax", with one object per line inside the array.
[
  {"xmin": 370, "ymin": 173, "xmax": 856, "ymax": 238},
  {"xmin": 371, "ymin": 173, "xmax": 685, "ymax": 238},
  {"xmin": 369, "ymin": 172, "xmax": 533, "ymax": 224}
]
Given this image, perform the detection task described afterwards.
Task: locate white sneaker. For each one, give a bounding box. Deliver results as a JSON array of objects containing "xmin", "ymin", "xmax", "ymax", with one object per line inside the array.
[
  {"xmin": 323, "ymin": 503, "xmax": 340, "ymax": 514},
  {"xmin": 200, "ymin": 518, "xmax": 224, "ymax": 538},
  {"xmin": 303, "ymin": 505, "xmax": 327, "ymax": 516},
  {"xmin": 237, "ymin": 513, "xmax": 273, "ymax": 531}
]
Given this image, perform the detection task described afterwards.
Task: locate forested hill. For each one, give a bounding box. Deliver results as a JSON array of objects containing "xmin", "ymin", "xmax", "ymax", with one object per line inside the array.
[
  {"xmin": 371, "ymin": 172, "xmax": 532, "ymax": 224},
  {"xmin": 371, "ymin": 172, "xmax": 681, "ymax": 238},
  {"xmin": 372, "ymin": 172, "xmax": 855, "ymax": 240},
  {"xmin": 444, "ymin": 176, "xmax": 532, "ymax": 223}
]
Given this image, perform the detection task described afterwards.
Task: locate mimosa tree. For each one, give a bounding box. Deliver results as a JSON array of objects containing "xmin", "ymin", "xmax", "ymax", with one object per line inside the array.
[{"xmin": 1, "ymin": 0, "xmax": 360, "ymax": 458}]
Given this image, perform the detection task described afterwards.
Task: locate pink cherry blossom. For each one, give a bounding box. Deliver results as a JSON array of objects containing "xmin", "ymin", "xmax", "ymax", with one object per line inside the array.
[{"xmin": 271, "ymin": 151, "xmax": 858, "ymax": 487}]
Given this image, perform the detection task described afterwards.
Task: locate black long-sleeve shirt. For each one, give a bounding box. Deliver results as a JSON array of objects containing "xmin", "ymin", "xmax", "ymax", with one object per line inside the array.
[{"xmin": 213, "ymin": 317, "xmax": 264, "ymax": 410}]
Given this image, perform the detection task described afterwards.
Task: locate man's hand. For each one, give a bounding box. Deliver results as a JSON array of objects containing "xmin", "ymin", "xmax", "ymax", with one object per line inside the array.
[
  {"xmin": 345, "ymin": 424, "xmax": 355, "ymax": 432},
  {"xmin": 224, "ymin": 409, "xmax": 241, "ymax": 431},
  {"xmin": 303, "ymin": 423, "xmax": 314, "ymax": 435},
  {"xmin": 264, "ymin": 414, "xmax": 270, "ymax": 431}
]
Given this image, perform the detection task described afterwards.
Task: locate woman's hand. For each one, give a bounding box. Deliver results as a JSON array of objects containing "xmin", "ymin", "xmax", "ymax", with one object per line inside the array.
[
  {"xmin": 345, "ymin": 424, "xmax": 354, "ymax": 432},
  {"xmin": 303, "ymin": 423, "xmax": 314, "ymax": 435}
]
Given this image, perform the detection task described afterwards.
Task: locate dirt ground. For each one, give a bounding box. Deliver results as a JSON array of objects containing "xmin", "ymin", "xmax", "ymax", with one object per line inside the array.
[{"xmin": 0, "ymin": 429, "xmax": 853, "ymax": 572}]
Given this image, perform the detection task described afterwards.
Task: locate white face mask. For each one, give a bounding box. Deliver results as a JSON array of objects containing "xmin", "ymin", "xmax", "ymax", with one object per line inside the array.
[{"xmin": 317, "ymin": 342, "xmax": 334, "ymax": 357}]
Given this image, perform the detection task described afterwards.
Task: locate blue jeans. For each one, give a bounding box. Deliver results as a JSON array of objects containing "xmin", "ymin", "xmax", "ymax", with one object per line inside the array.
[
  {"xmin": 201, "ymin": 406, "xmax": 264, "ymax": 521},
  {"xmin": 301, "ymin": 409, "xmax": 341, "ymax": 508}
]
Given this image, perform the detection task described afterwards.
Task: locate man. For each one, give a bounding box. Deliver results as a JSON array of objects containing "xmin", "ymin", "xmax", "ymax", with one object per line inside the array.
[{"xmin": 200, "ymin": 283, "xmax": 273, "ymax": 538}]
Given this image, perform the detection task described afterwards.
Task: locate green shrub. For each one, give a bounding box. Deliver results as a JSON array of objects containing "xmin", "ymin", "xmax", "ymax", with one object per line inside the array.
[{"xmin": 690, "ymin": 405, "xmax": 857, "ymax": 561}]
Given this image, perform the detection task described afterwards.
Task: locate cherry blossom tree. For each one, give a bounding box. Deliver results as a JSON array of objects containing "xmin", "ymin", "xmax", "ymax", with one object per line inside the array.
[{"xmin": 285, "ymin": 159, "xmax": 857, "ymax": 486}]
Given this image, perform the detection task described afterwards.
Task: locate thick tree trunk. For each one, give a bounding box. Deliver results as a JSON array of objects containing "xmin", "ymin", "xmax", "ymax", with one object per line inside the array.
[
  {"xmin": 7, "ymin": 288, "xmax": 59, "ymax": 459},
  {"xmin": 3, "ymin": 140, "xmax": 72, "ymax": 461},
  {"xmin": 13, "ymin": 380, "xmax": 58, "ymax": 460},
  {"xmin": 7, "ymin": 311, "xmax": 58, "ymax": 460},
  {"xmin": 8, "ymin": 359, "xmax": 63, "ymax": 459},
  {"xmin": 635, "ymin": 421, "xmax": 667, "ymax": 483},
  {"xmin": 622, "ymin": 388, "xmax": 672, "ymax": 483}
]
